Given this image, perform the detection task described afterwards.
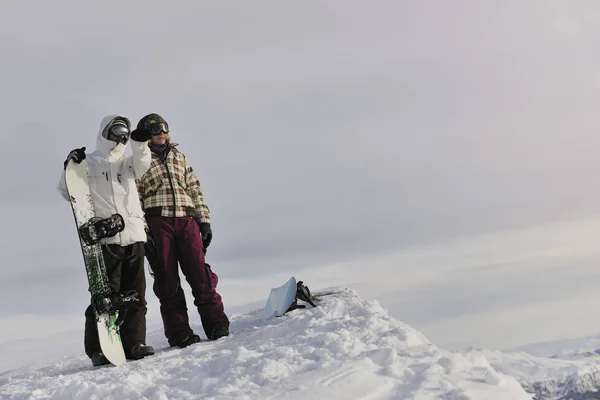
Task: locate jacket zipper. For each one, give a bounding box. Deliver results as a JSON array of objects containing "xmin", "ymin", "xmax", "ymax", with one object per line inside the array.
[
  {"xmin": 152, "ymin": 149, "xmax": 177, "ymax": 226},
  {"xmin": 104, "ymin": 165, "xmax": 119, "ymax": 242},
  {"xmin": 164, "ymin": 160, "xmax": 177, "ymax": 224}
]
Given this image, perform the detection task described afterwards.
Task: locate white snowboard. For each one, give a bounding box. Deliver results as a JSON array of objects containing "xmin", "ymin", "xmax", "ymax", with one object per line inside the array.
[
  {"xmin": 65, "ymin": 160, "xmax": 126, "ymax": 366},
  {"xmin": 261, "ymin": 276, "xmax": 298, "ymax": 321}
]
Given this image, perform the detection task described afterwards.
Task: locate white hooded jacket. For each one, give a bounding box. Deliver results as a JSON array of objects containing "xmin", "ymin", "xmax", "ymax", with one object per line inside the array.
[{"xmin": 58, "ymin": 114, "xmax": 152, "ymax": 246}]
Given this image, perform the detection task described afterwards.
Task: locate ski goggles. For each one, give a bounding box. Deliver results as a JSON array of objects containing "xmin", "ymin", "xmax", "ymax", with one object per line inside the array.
[
  {"xmin": 103, "ymin": 124, "xmax": 131, "ymax": 143},
  {"xmin": 146, "ymin": 122, "xmax": 169, "ymax": 136}
]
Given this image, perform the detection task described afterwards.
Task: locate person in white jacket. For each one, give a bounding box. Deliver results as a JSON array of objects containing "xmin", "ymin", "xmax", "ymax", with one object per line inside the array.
[{"xmin": 58, "ymin": 114, "xmax": 155, "ymax": 366}]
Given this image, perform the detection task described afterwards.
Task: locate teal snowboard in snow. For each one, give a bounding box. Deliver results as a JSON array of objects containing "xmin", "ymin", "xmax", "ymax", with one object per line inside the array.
[
  {"xmin": 261, "ymin": 277, "xmax": 318, "ymax": 321},
  {"xmin": 261, "ymin": 277, "xmax": 299, "ymax": 321}
]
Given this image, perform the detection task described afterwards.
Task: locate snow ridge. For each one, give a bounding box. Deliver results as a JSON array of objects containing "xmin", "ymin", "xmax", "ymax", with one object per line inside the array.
[
  {"xmin": 0, "ymin": 287, "xmax": 530, "ymax": 399},
  {"xmin": 467, "ymin": 348, "xmax": 600, "ymax": 400}
]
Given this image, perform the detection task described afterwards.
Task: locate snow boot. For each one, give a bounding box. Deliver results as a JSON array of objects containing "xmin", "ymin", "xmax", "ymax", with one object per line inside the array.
[
  {"xmin": 125, "ymin": 343, "xmax": 155, "ymax": 360},
  {"xmin": 209, "ymin": 326, "xmax": 229, "ymax": 341},
  {"xmin": 173, "ymin": 334, "xmax": 201, "ymax": 348},
  {"xmin": 91, "ymin": 352, "xmax": 110, "ymax": 366}
]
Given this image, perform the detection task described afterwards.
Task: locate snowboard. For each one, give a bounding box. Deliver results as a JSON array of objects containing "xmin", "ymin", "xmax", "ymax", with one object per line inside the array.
[
  {"xmin": 261, "ymin": 277, "xmax": 318, "ymax": 321},
  {"xmin": 65, "ymin": 159, "xmax": 127, "ymax": 366},
  {"xmin": 261, "ymin": 277, "xmax": 298, "ymax": 321}
]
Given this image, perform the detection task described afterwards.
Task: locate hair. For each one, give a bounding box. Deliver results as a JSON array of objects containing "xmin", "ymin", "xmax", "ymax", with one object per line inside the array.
[{"xmin": 148, "ymin": 133, "xmax": 171, "ymax": 144}]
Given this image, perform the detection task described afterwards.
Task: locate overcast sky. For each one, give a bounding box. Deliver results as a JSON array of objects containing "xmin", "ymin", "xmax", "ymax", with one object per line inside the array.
[{"xmin": 2, "ymin": 0, "xmax": 600, "ymax": 351}]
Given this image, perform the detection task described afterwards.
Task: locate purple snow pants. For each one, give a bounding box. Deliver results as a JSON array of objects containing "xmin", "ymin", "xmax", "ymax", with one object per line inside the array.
[{"xmin": 146, "ymin": 215, "xmax": 229, "ymax": 345}]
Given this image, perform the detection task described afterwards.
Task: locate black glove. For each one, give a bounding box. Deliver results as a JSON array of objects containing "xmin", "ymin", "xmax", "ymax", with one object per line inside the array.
[
  {"xmin": 130, "ymin": 127, "xmax": 152, "ymax": 142},
  {"xmin": 196, "ymin": 220, "xmax": 212, "ymax": 250},
  {"xmin": 144, "ymin": 228, "xmax": 157, "ymax": 268},
  {"xmin": 64, "ymin": 147, "xmax": 86, "ymax": 169}
]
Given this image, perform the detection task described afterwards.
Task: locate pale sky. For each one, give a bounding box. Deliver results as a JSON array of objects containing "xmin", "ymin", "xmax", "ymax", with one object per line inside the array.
[{"xmin": 2, "ymin": 0, "xmax": 600, "ymax": 351}]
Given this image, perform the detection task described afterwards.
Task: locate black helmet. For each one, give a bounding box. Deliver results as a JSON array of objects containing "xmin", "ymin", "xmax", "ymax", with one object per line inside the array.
[{"xmin": 137, "ymin": 113, "xmax": 169, "ymax": 135}]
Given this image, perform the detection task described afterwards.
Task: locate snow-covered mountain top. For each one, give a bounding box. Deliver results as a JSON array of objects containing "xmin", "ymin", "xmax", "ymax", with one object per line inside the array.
[
  {"xmin": 508, "ymin": 333, "xmax": 600, "ymax": 360},
  {"xmin": 465, "ymin": 348, "xmax": 600, "ymax": 400},
  {"xmin": 0, "ymin": 287, "xmax": 530, "ymax": 399}
]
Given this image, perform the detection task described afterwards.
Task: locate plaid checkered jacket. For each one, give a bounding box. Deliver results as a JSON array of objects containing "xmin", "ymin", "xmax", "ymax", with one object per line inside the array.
[{"xmin": 136, "ymin": 143, "xmax": 211, "ymax": 223}]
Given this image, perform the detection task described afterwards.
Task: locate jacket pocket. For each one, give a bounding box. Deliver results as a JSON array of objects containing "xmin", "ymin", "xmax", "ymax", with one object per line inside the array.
[
  {"xmin": 205, "ymin": 263, "xmax": 219, "ymax": 289},
  {"xmin": 169, "ymin": 153, "xmax": 187, "ymax": 188},
  {"xmin": 88, "ymin": 169, "xmax": 111, "ymax": 207},
  {"xmin": 143, "ymin": 179, "xmax": 163, "ymax": 198}
]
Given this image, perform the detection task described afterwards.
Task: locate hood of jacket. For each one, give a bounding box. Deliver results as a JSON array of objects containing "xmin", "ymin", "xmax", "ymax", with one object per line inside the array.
[{"xmin": 94, "ymin": 114, "xmax": 131, "ymax": 159}]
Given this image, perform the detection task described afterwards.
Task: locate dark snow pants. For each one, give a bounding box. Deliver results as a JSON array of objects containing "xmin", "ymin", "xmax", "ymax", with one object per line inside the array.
[
  {"xmin": 84, "ymin": 242, "xmax": 147, "ymax": 358},
  {"xmin": 146, "ymin": 215, "xmax": 229, "ymax": 345}
]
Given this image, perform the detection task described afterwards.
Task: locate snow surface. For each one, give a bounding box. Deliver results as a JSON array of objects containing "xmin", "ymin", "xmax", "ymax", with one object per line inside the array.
[
  {"xmin": 0, "ymin": 287, "xmax": 533, "ymax": 400},
  {"xmin": 474, "ymin": 333, "xmax": 600, "ymax": 399},
  {"xmin": 6, "ymin": 286, "xmax": 600, "ymax": 399}
]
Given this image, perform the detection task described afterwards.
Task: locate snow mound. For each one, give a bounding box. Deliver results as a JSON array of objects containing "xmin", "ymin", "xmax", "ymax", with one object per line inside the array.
[
  {"xmin": 470, "ymin": 345, "xmax": 600, "ymax": 400},
  {"xmin": 0, "ymin": 287, "xmax": 530, "ymax": 399}
]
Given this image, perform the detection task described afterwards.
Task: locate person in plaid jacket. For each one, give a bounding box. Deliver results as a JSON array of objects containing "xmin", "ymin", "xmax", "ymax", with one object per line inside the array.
[{"xmin": 134, "ymin": 113, "xmax": 230, "ymax": 347}]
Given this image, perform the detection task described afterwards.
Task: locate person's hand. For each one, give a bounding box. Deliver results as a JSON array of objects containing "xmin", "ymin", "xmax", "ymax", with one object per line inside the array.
[
  {"xmin": 64, "ymin": 147, "xmax": 86, "ymax": 169},
  {"xmin": 131, "ymin": 128, "xmax": 151, "ymax": 142},
  {"xmin": 195, "ymin": 219, "xmax": 212, "ymax": 250},
  {"xmin": 144, "ymin": 228, "xmax": 157, "ymax": 266}
]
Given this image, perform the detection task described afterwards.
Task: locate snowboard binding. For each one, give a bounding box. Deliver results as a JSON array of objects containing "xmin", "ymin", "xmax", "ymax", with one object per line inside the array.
[
  {"xmin": 286, "ymin": 281, "xmax": 318, "ymax": 313},
  {"xmin": 92, "ymin": 290, "xmax": 140, "ymax": 314},
  {"xmin": 79, "ymin": 214, "xmax": 125, "ymax": 245}
]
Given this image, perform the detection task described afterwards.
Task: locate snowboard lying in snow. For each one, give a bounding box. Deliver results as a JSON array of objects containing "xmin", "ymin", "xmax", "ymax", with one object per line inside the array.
[{"xmin": 261, "ymin": 276, "xmax": 318, "ymax": 321}]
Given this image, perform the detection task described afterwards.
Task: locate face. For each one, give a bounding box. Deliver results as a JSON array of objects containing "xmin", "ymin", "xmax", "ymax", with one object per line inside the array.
[
  {"xmin": 147, "ymin": 121, "xmax": 169, "ymax": 145},
  {"xmin": 150, "ymin": 132, "xmax": 167, "ymax": 145},
  {"xmin": 104, "ymin": 123, "xmax": 130, "ymax": 146}
]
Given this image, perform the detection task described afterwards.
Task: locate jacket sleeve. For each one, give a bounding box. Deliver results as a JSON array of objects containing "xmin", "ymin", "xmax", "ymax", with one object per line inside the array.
[
  {"xmin": 128, "ymin": 140, "xmax": 151, "ymax": 178},
  {"xmin": 135, "ymin": 176, "xmax": 149, "ymax": 233},
  {"xmin": 136, "ymin": 176, "xmax": 149, "ymax": 231},
  {"xmin": 136, "ymin": 176, "xmax": 145, "ymax": 205},
  {"xmin": 183, "ymin": 154, "xmax": 211, "ymax": 224},
  {"xmin": 57, "ymin": 169, "xmax": 70, "ymax": 201}
]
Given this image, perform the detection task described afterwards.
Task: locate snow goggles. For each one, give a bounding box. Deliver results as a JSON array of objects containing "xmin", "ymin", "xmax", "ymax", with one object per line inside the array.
[
  {"xmin": 147, "ymin": 122, "xmax": 169, "ymax": 136},
  {"xmin": 104, "ymin": 124, "xmax": 130, "ymax": 143}
]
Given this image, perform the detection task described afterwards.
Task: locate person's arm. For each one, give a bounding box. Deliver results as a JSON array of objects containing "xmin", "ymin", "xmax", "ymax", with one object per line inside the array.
[
  {"xmin": 184, "ymin": 154, "xmax": 213, "ymax": 250},
  {"xmin": 126, "ymin": 127, "xmax": 152, "ymax": 178},
  {"xmin": 184, "ymin": 155, "xmax": 211, "ymax": 224},
  {"xmin": 129, "ymin": 139, "xmax": 151, "ymax": 178}
]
